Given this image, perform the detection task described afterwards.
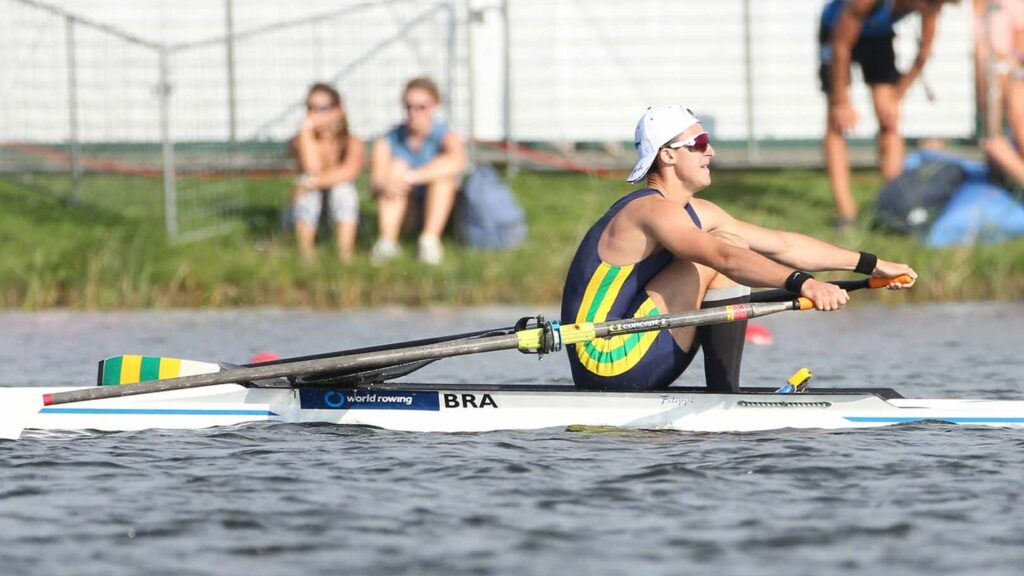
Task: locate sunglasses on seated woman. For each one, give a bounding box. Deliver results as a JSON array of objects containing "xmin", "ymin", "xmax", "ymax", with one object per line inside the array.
[{"xmin": 664, "ymin": 132, "xmax": 710, "ymax": 153}]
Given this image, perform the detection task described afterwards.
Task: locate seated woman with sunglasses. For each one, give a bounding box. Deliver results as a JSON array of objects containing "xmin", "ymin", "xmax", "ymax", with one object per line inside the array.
[
  {"xmin": 560, "ymin": 105, "xmax": 917, "ymax": 392},
  {"xmin": 370, "ymin": 77, "xmax": 467, "ymax": 265},
  {"xmin": 291, "ymin": 83, "xmax": 365, "ymax": 263}
]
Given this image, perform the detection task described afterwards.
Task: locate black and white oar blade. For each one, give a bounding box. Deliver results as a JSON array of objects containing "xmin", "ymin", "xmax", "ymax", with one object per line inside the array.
[{"xmin": 0, "ymin": 389, "xmax": 43, "ymax": 440}]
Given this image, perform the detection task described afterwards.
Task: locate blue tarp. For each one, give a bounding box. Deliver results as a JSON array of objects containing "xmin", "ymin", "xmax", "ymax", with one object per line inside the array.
[{"xmin": 902, "ymin": 150, "xmax": 1024, "ymax": 247}]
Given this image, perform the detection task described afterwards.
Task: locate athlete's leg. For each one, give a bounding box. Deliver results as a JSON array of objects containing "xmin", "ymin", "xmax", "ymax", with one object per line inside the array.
[
  {"xmin": 696, "ymin": 231, "xmax": 749, "ymax": 393},
  {"xmin": 645, "ymin": 231, "xmax": 749, "ymax": 392},
  {"xmin": 871, "ymin": 83, "xmax": 904, "ymax": 181}
]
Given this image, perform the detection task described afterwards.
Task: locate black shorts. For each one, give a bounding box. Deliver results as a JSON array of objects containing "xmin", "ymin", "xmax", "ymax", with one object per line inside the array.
[{"xmin": 818, "ymin": 25, "xmax": 900, "ymax": 92}]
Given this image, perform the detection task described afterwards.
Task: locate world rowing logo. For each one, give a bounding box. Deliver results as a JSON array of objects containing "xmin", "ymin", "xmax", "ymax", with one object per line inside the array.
[
  {"xmin": 323, "ymin": 391, "xmax": 347, "ymax": 408},
  {"xmin": 299, "ymin": 389, "xmax": 442, "ymax": 411}
]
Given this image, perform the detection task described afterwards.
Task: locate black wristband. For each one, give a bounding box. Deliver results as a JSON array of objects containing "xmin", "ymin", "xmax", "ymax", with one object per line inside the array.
[
  {"xmin": 855, "ymin": 251, "xmax": 877, "ymax": 276},
  {"xmin": 784, "ymin": 271, "xmax": 814, "ymax": 294}
]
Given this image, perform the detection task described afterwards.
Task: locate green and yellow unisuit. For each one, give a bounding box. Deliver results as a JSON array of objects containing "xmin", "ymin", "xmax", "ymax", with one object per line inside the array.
[{"xmin": 560, "ymin": 188, "xmax": 700, "ymax": 390}]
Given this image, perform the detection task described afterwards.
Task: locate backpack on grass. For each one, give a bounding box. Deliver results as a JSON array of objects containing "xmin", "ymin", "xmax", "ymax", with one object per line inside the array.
[
  {"xmin": 873, "ymin": 160, "xmax": 965, "ymax": 234},
  {"xmin": 455, "ymin": 164, "xmax": 527, "ymax": 250}
]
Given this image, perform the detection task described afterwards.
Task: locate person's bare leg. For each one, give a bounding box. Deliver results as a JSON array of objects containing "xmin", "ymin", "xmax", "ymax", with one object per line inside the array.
[
  {"xmin": 421, "ymin": 177, "xmax": 459, "ymax": 239},
  {"xmin": 985, "ymin": 137, "xmax": 1024, "ymax": 186},
  {"xmin": 643, "ymin": 258, "xmax": 706, "ymax": 353},
  {"xmin": 335, "ymin": 221, "xmax": 357, "ymax": 263},
  {"xmin": 824, "ymin": 102, "xmax": 857, "ymax": 225},
  {"xmin": 872, "ymin": 83, "xmax": 904, "ymax": 181},
  {"xmin": 376, "ymin": 159, "xmax": 411, "ymax": 244},
  {"xmin": 295, "ymin": 220, "xmax": 317, "ymax": 263},
  {"xmin": 639, "ymin": 232, "xmax": 751, "ymax": 391}
]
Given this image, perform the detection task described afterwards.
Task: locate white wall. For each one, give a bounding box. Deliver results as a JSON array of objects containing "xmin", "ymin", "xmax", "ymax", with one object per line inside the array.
[
  {"xmin": 505, "ymin": 0, "xmax": 974, "ymax": 142},
  {"xmin": 0, "ymin": 0, "xmax": 977, "ymax": 146}
]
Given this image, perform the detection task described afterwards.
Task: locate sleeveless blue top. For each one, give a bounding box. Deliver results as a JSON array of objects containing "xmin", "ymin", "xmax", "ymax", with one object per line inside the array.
[
  {"xmin": 385, "ymin": 121, "xmax": 449, "ymax": 169},
  {"xmin": 821, "ymin": 0, "xmax": 908, "ymax": 38},
  {"xmin": 560, "ymin": 188, "xmax": 702, "ymax": 327}
]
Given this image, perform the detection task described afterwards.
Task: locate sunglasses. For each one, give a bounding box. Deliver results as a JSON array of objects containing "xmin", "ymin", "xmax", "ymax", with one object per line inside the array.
[
  {"xmin": 404, "ymin": 102, "xmax": 433, "ymax": 112},
  {"xmin": 664, "ymin": 132, "xmax": 710, "ymax": 153},
  {"xmin": 307, "ymin": 104, "xmax": 337, "ymax": 113}
]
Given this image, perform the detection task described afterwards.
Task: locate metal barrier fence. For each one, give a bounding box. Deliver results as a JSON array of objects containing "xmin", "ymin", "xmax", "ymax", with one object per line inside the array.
[
  {"xmin": 0, "ymin": 0, "xmax": 465, "ymax": 241},
  {"xmin": 0, "ymin": 0, "xmax": 1002, "ymax": 239}
]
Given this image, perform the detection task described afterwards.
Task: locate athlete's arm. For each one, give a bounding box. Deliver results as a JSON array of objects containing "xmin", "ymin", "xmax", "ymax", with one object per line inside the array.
[
  {"xmin": 638, "ymin": 201, "xmax": 848, "ymax": 310},
  {"xmin": 696, "ymin": 199, "xmax": 917, "ymax": 287}
]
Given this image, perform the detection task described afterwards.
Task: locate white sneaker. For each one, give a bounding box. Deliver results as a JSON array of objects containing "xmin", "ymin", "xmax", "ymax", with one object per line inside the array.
[
  {"xmin": 370, "ymin": 238, "xmax": 400, "ymax": 266},
  {"xmin": 417, "ymin": 235, "xmax": 444, "ymax": 265}
]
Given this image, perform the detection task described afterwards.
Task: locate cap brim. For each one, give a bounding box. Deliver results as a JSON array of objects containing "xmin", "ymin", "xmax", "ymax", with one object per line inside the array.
[{"xmin": 626, "ymin": 155, "xmax": 654, "ymax": 183}]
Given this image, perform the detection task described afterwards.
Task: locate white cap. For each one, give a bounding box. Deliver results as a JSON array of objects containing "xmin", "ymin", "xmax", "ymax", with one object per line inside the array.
[{"xmin": 626, "ymin": 105, "xmax": 700, "ymax": 183}]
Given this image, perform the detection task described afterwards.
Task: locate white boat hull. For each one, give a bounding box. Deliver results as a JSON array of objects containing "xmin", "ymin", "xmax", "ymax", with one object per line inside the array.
[{"xmin": 9, "ymin": 384, "xmax": 1024, "ymax": 435}]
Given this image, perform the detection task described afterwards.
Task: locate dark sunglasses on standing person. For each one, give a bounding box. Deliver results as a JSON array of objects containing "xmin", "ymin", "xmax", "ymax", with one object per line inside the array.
[{"xmin": 664, "ymin": 132, "xmax": 710, "ymax": 153}]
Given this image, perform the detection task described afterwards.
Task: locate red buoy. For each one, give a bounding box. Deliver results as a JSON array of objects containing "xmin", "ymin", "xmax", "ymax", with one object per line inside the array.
[
  {"xmin": 745, "ymin": 323, "xmax": 775, "ymax": 346},
  {"xmin": 249, "ymin": 351, "xmax": 281, "ymax": 364}
]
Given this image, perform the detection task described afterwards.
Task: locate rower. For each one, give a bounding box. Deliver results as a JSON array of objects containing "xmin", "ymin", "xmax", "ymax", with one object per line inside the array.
[{"xmin": 560, "ymin": 105, "xmax": 917, "ymax": 392}]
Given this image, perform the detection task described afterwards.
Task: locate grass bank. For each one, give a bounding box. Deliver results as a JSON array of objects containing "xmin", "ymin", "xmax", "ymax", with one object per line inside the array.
[{"xmin": 2, "ymin": 168, "xmax": 1022, "ymax": 309}]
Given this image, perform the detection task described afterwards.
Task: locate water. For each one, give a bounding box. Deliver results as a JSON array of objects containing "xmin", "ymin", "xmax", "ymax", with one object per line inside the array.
[{"xmin": 1, "ymin": 303, "xmax": 1023, "ymax": 575}]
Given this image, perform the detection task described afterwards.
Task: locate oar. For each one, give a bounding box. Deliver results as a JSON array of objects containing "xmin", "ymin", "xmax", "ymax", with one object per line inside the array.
[
  {"xmin": 750, "ymin": 275, "xmax": 912, "ymax": 303},
  {"xmin": 0, "ymin": 298, "xmax": 813, "ymax": 440}
]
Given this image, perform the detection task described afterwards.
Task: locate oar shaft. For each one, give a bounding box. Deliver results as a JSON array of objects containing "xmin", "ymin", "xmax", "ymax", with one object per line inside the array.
[
  {"xmin": 44, "ymin": 334, "xmax": 521, "ymax": 406},
  {"xmin": 595, "ymin": 300, "xmax": 803, "ymax": 339},
  {"xmin": 43, "ymin": 299, "xmax": 809, "ymax": 407},
  {"xmin": 542, "ymin": 300, "xmax": 804, "ymax": 348}
]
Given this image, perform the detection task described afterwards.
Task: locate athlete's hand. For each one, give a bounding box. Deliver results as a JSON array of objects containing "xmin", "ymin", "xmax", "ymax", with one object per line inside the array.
[
  {"xmin": 873, "ymin": 260, "xmax": 918, "ymax": 290},
  {"xmin": 801, "ymin": 279, "xmax": 849, "ymax": 311},
  {"xmin": 829, "ymin": 103, "xmax": 858, "ymax": 134}
]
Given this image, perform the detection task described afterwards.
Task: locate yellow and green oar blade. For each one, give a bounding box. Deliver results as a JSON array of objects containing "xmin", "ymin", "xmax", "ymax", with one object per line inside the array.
[{"xmin": 98, "ymin": 356, "xmax": 222, "ymax": 386}]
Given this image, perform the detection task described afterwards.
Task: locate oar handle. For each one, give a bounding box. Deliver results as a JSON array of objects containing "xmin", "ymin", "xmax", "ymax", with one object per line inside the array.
[
  {"xmin": 751, "ymin": 274, "xmax": 914, "ymax": 303},
  {"xmin": 867, "ymin": 274, "xmax": 913, "ymax": 288}
]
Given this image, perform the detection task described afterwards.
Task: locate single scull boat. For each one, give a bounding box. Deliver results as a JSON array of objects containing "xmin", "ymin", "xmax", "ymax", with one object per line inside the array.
[
  {"xmin": 5, "ymin": 381, "xmax": 1024, "ymax": 435},
  {"xmin": 4, "ymin": 278, "xmax": 1016, "ymax": 438}
]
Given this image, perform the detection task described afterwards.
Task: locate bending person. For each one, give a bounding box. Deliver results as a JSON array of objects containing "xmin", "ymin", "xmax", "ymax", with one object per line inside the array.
[
  {"xmin": 291, "ymin": 83, "xmax": 365, "ymax": 263},
  {"xmin": 370, "ymin": 77, "xmax": 467, "ymax": 265},
  {"xmin": 561, "ymin": 106, "xmax": 917, "ymax": 392},
  {"xmin": 820, "ymin": 0, "xmax": 957, "ymax": 230}
]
